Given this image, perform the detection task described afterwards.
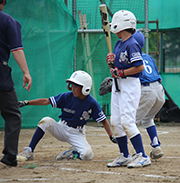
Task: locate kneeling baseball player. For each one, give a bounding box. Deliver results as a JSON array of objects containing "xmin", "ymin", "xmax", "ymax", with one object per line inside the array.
[{"xmin": 17, "ymin": 70, "xmax": 116, "ymax": 162}]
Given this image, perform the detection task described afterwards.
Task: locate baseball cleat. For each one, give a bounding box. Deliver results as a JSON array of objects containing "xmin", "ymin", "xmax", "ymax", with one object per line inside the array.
[
  {"xmin": 17, "ymin": 147, "xmax": 34, "ymax": 161},
  {"xmin": 127, "ymin": 152, "xmax": 151, "ymax": 168},
  {"xmin": 150, "ymin": 146, "xmax": 163, "ymax": 159},
  {"xmin": 56, "ymin": 146, "xmax": 75, "ymax": 160},
  {"xmin": 107, "ymin": 153, "xmax": 133, "ymax": 167}
]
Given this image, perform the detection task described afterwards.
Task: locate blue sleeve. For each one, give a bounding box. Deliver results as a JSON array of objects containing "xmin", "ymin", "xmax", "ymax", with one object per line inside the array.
[
  {"xmin": 127, "ymin": 42, "xmax": 143, "ymax": 65},
  {"xmin": 91, "ymin": 100, "xmax": 106, "ymax": 122},
  {"xmin": 49, "ymin": 93, "xmax": 64, "ymax": 108}
]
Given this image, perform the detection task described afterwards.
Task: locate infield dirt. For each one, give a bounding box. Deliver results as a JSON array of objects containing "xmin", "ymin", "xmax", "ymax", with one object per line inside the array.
[{"xmin": 0, "ymin": 122, "xmax": 180, "ymax": 183}]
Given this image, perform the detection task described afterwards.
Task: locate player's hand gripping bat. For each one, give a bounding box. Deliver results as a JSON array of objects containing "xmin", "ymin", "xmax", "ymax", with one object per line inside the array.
[{"xmin": 99, "ymin": 4, "xmax": 120, "ymax": 92}]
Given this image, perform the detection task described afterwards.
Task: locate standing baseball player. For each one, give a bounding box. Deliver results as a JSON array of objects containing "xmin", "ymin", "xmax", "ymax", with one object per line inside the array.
[
  {"xmin": 106, "ymin": 10, "xmax": 151, "ymax": 168},
  {"xmin": 17, "ymin": 70, "xmax": 116, "ymax": 161},
  {"xmin": 0, "ymin": 0, "xmax": 32, "ymax": 166},
  {"xmin": 132, "ymin": 30, "xmax": 165, "ymax": 159}
]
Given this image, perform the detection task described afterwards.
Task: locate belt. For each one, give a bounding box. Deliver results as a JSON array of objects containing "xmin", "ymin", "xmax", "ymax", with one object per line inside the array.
[
  {"xmin": 62, "ymin": 120, "xmax": 84, "ymax": 129},
  {"xmin": 0, "ymin": 60, "xmax": 8, "ymax": 66},
  {"xmin": 121, "ymin": 76, "xmax": 138, "ymax": 79},
  {"xmin": 141, "ymin": 82, "xmax": 150, "ymax": 86},
  {"xmin": 141, "ymin": 81, "xmax": 161, "ymax": 87}
]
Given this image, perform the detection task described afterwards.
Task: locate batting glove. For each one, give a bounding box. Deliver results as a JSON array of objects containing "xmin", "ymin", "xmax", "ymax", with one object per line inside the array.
[
  {"xmin": 106, "ymin": 53, "xmax": 115, "ymax": 65},
  {"xmin": 110, "ymin": 67, "xmax": 124, "ymax": 78},
  {"xmin": 110, "ymin": 135, "xmax": 117, "ymax": 143},
  {"xmin": 18, "ymin": 100, "xmax": 29, "ymax": 107}
]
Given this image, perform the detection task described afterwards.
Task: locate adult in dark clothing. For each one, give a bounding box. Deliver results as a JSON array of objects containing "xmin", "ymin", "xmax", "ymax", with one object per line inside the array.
[{"xmin": 0, "ymin": 0, "xmax": 32, "ymax": 166}]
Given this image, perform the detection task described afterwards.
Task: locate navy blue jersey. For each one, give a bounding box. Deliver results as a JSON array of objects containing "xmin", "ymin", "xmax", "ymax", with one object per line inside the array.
[
  {"xmin": 49, "ymin": 92, "xmax": 106, "ymax": 126},
  {"xmin": 113, "ymin": 36, "xmax": 143, "ymax": 77},
  {"xmin": 0, "ymin": 11, "xmax": 23, "ymax": 62},
  {"xmin": 140, "ymin": 53, "xmax": 162, "ymax": 83}
]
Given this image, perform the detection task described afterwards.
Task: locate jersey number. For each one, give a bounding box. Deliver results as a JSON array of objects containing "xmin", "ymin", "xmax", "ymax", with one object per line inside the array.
[{"xmin": 143, "ymin": 60, "xmax": 152, "ymax": 74}]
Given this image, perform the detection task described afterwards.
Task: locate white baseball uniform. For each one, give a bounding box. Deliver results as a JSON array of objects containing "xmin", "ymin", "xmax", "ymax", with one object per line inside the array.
[{"xmin": 111, "ymin": 36, "xmax": 143, "ymax": 139}]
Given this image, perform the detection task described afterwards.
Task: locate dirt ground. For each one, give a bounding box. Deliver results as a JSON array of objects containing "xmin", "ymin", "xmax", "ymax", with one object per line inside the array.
[{"xmin": 0, "ymin": 122, "xmax": 180, "ymax": 183}]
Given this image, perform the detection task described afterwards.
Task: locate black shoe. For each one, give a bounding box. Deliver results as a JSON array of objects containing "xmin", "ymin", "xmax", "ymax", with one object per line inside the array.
[{"xmin": 1, "ymin": 154, "xmax": 17, "ymax": 167}]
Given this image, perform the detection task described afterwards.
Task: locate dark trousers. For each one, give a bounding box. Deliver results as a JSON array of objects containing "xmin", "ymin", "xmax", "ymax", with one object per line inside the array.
[{"xmin": 0, "ymin": 89, "xmax": 21, "ymax": 156}]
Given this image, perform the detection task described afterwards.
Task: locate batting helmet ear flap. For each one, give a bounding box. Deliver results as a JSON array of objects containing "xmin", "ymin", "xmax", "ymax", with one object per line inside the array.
[
  {"xmin": 67, "ymin": 83, "xmax": 72, "ymax": 91},
  {"xmin": 82, "ymin": 86, "xmax": 91, "ymax": 96}
]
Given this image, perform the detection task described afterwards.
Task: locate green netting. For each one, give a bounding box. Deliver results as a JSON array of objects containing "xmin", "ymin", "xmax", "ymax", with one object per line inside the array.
[
  {"xmin": 1, "ymin": 1, "xmax": 180, "ymax": 129},
  {"xmin": 0, "ymin": 0, "xmax": 77, "ymax": 129},
  {"xmin": 67, "ymin": 0, "xmax": 145, "ymax": 29},
  {"xmin": 66, "ymin": 0, "xmax": 180, "ymax": 31}
]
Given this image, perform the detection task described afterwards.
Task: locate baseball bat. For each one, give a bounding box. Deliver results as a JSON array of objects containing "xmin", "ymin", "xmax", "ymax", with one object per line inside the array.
[{"xmin": 99, "ymin": 4, "xmax": 120, "ymax": 92}]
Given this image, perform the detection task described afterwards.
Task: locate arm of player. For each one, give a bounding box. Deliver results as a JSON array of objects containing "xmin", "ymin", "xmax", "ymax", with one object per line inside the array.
[
  {"xmin": 123, "ymin": 64, "xmax": 144, "ymax": 76},
  {"xmin": 18, "ymin": 98, "xmax": 50, "ymax": 107},
  {"xmin": 101, "ymin": 119, "xmax": 117, "ymax": 143}
]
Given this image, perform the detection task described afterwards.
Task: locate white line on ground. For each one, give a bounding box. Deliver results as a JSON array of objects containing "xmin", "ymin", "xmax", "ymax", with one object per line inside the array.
[
  {"xmin": 59, "ymin": 167, "xmax": 179, "ymax": 179},
  {"xmin": 1, "ymin": 163, "xmax": 178, "ymax": 182},
  {"xmin": 0, "ymin": 167, "xmax": 177, "ymax": 182}
]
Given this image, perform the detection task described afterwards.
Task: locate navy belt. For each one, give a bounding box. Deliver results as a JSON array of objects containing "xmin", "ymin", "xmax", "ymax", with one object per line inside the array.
[
  {"xmin": 62, "ymin": 120, "xmax": 84, "ymax": 129},
  {"xmin": 141, "ymin": 82, "xmax": 150, "ymax": 86},
  {"xmin": 141, "ymin": 81, "xmax": 161, "ymax": 87}
]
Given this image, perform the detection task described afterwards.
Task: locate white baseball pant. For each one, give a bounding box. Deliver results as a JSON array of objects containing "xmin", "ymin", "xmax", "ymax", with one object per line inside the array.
[
  {"xmin": 37, "ymin": 117, "xmax": 94, "ymax": 160},
  {"xmin": 110, "ymin": 77, "xmax": 141, "ymax": 139}
]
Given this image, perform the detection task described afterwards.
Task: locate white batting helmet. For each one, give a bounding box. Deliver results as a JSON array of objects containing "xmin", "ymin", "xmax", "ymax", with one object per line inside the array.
[
  {"xmin": 66, "ymin": 70, "xmax": 92, "ymax": 96},
  {"xmin": 110, "ymin": 10, "xmax": 136, "ymax": 34}
]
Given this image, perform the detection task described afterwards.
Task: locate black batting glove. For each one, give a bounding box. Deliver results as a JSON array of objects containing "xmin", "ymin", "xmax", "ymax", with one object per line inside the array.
[
  {"xmin": 110, "ymin": 135, "xmax": 117, "ymax": 143},
  {"xmin": 18, "ymin": 100, "xmax": 29, "ymax": 108}
]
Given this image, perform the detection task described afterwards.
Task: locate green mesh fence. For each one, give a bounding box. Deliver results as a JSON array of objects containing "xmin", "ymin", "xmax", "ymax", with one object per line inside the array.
[
  {"xmin": 66, "ymin": 0, "xmax": 180, "ymax": 31},
  {"xmin": 67, "ymin": 0, "xmax": 145, "ymax": 29},
  {"xmin": 1, "ymin": 1, "xmax": 180, "ymax": 129},
  {"xmin": 0, "ymin": 0, "xmax": 77, "ymax": 128}
]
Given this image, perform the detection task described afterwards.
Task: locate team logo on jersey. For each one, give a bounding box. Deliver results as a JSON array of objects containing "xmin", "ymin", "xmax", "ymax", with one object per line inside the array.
[
  {"xmin": 119, "ymin": 51, "xmax": 130, "ymax": 64},
  {"xmin": 80, "ymin": 109, "xmax": 92, "ymax": 121}
]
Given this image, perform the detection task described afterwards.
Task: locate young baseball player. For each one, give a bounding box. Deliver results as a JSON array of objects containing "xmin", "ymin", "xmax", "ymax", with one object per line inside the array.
[
  {"xmin": 17, "ymin": 70, "xmax": 117, "ymax": 161},
  {"xmin": 100, "ymin": 30, "xmax": 165, "ymax": 160},
  {"xmin": 106, "ymin": 10, "xmax": 151, "ymax": 168},
  {"xmin": 133, "ymin": 30, "xmax": 165, "ymax": 159}
]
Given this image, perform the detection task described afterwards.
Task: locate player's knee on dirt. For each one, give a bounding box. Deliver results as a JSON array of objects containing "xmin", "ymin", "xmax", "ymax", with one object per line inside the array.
[
  {"xmin": 80, "ymin": 148, "xmax": 93, "ymax": 161},
  {"xmin": 38, "ymin": 117, "xmax": 54, "ymax": 132}
]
